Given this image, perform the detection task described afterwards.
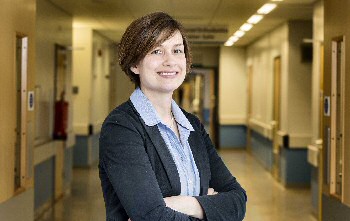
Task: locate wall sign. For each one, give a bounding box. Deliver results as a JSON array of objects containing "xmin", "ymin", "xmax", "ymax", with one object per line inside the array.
[
  {"xmin": 324, "ymin": 96, "xmax": 330, "ymax": 116},
  {"xmin": 28, "ymin": 91, "xmax": 34, "ymax": 111}
]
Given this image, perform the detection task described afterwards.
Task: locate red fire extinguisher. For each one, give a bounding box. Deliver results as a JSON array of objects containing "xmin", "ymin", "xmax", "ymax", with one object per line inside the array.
[{"xmin": 54, "ymin": 91, "xmax": 68, "ymax": 140}]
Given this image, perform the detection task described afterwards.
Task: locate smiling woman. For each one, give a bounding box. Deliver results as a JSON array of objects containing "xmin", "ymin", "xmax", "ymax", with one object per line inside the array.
[
  {"xmin": 98, "ymin": 11, "xmax": 247, "ymax": 221},
  {"xmin": 130, "ymin": 31, "xmax": 187, "ymax": 96}
]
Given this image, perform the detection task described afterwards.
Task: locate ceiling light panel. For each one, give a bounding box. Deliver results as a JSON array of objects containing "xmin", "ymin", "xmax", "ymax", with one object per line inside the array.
[
  {"xmin": 224, "ymin": 41, "xmax": 234, "ymax": 46},
  {"xmin": 229, "ymin": 36, "xmax": 239, "ymax": 42},
  {"xmin": 234, "ymin": 30, "xmax": 245, "ymax": 37},
  {"xmin": 257, "ymin": 3, "xmax": 277, "ymax": 14},
  {"xmin": 247, "ymin": 14, "xmax": 263, "ymax": 24},
  {"xmin": 240, "ymin": 23, "xmax": 253, "ymax": 31}
]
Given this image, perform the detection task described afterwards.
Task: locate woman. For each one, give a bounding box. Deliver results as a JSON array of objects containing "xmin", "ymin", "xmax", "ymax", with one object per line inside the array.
[{"xmin": 99, "ymin": 12, "xmax": 247, "ymax": 221}]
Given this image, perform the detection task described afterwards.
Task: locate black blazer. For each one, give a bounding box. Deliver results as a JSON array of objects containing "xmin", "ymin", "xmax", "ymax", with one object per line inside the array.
[{"xmin": 99, "ymin": 101, "xmax": 246, "ymax": 221}]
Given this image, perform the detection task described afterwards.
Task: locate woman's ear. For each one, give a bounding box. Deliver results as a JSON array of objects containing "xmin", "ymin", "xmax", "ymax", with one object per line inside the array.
[{"xmin": 130, "ymin": 66, "xmax": 139, "ymax": 75}]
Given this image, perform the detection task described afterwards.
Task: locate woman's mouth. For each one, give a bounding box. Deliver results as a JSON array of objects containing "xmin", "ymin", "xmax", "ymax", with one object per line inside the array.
[{"xmin": 158, "ymin": 71, "xmax": 177, "ymax": 76}]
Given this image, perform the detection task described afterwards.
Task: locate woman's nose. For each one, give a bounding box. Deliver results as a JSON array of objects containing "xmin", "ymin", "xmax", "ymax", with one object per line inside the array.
[{"xmin": 162, "ymin": 51, "xmax": 176, "ymax": 66}]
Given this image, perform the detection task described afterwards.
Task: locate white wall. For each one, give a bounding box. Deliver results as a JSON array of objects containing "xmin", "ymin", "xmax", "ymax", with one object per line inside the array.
[
  {"xmin": 91, "ymin": 31, "xmax": 112, "ymax": 131},
  {"xmin": 247, "ymin": 24, "xmax": 288, "ymax": 138},
  {"xmin": 73, "ymin": 27, "xmax": 93, "ymax": 134},
  {"xmin": 73, "ymin": 27, "xmax": 114, "ymax": 134},
  {"xmin": 246, "ymin": 21, "xmax": 312, "ymax": 146},
  {"xmin": 109, "ymin": 44, "xmax": 135, "ymax": 109},
  {"xmin": 35, "ymin": 0, "xmax": 73, "ymax": 145},
  {"xmin": 219, "ymin": 46, "xmax": 247, "ymax": 125},
  {"xmin": 287, "ymin": 21, "xmax": 313, "ymax": 147}
]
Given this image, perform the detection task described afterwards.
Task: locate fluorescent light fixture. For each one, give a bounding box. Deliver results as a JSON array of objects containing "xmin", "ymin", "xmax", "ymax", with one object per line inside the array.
[
  {"xmin": 257, "ymin": 3, "xmax": 277, "ymax": 14},
  {"xmin": 224, "ymin": 42, "xmax": 234, "ymax": 46},
  {"xmin": 234, "ymin": 30, "xmax": 245, "ymax": 37},
  {"xmin": 247, "ymin": 14, "xmax": 263, "ymax": 24},
  {"xmin": 224, "ymin": 35, "xmax": 240, "ymax": 46},
  {"xmin": 229, "ymin": 36, "xmax": 239, "ymax": 42},
  {"xmin": 240, "ymin": 23, "xmax": 253, "ymax": 32}
]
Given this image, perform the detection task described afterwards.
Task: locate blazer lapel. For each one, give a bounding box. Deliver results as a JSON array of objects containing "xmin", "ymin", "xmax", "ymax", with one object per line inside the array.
[
  {"xmin": 188, "ymin": 130, "xmax": 209, "ymax": 195},
  {"xmin": 143, "ymin": 125, "xmax": 181, "ymax": 194}
]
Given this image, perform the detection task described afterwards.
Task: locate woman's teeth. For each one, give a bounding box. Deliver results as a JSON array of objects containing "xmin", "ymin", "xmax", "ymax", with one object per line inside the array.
[{"xmin": 158, "ymin": 72, "xmax": 176, "ymax": 76}]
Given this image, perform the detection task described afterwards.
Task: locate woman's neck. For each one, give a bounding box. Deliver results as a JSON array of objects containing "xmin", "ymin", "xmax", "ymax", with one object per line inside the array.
[{"xmin": 140, "ymin": 88, "xmax": 173, "ymax": 122}]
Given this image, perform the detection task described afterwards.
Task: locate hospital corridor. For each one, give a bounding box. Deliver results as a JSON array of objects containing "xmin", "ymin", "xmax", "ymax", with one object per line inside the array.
[{"xmin": 1, "ymin": 0, "xmax": 350, "ymax": 221}]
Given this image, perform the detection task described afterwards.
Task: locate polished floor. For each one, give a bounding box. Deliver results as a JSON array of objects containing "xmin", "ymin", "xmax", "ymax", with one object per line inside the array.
[{"xmin": 37, "ymin": 149, "xmax": 317, "ymax": 221}]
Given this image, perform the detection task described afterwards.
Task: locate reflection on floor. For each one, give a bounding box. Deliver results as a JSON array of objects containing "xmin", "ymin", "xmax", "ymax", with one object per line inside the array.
[{"xmin": 37, "ymin": 149, "xmax": 317, "ymax": 221}]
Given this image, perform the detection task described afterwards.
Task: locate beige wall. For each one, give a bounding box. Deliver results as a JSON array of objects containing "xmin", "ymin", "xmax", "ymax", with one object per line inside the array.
[
  {"xmin": 73, "ymin": 27, "xmax": 114, "ymax": 134},
  {"xmin": 0, "ymin": 0, "xmax": 36, "ymax": 203},
  {"xmin": 109, "ymin": 44, "xmax": 135, "ymax": 109},
  {"xmin": 246, "ymin": 21, "xmax": 312, "ymax": 146},
  {"xmin": 35, "ymin": 0, "xmax": 73, "ymax": 145},
  {"xmin": 91, "ymin": 31, "xmax": 113, "ymax": 132},
  {"xmin": 219, "ymin": 46, "xmax": 247, "ymax": 125},
  {"xmin": 287, "ymin": 21, "xmax": 312, "ymax": 147},
  {"xmin": 72, "ymin": 27, "xmax": 93, "ymax": 134},
  {"xmin": 247, "ymin": 24, "xmax": 288, "ymax": 138},
  {"xmin": 311, "ymin": 1, "xmax": 324, "ymax": 142}
]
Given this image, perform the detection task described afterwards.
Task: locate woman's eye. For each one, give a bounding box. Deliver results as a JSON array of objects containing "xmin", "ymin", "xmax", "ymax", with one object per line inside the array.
[
  {"xmin": 174, "ymin": 49, "xmax": 184, "ymax": 54},
  {"xmin": 151, "ymin": 49, "xmax": 163, "ymax": 55}
]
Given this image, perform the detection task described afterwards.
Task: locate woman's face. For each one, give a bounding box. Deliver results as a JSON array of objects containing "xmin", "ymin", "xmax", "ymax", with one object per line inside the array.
[{"xmin": 131, "ymin": 30, "xmax": 186, "ymax": 95}]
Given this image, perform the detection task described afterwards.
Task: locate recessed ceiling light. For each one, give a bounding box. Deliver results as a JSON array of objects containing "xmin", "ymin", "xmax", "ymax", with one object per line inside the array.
[
  {"xmin": 247, "ymin": 15, "xmax": 264, "ymax": 24},
  {"xmin": 240, "ymin": 23, "xmax": 253, "ymax": 32},
  {"xmin": 224, "ymin": 41, "xmax": 235, "ymax": 46},
  {"xmin": 257, "ymin": 3, "xmax": 277, "ymax": 14},
  {"xmin": 229, "ymin": 36, "xmax": 239, "ymax": 42},
  {"xmin": 234, "ymin": 30, "xmax": 245, "ymax": 37}
]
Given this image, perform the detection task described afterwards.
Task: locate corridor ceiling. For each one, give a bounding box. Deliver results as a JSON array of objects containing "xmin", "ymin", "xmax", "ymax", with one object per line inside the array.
[{"xmin": 49, "ymin": 0, "xmax": 316, "ymax": 46}]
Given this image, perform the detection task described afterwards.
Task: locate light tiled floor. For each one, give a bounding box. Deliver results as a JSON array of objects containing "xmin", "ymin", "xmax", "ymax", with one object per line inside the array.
[
  {"xmin": 38, "ymin": 149, "xmax": 317, "ymax": 221},
  {"xmin": 220, "ymin": 149, "xmax": 317, "ymax": 221}
]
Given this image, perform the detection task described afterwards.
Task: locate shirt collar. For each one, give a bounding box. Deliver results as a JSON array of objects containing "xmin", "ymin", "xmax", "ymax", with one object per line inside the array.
[
  {"xmin": 130, "ymin": 88, "xmax": 160, "ymax": 126},
  {"xmin": 171, "ymin": 99, "xmax": 194, "ymax": 131},
  {"xmin": 130, "ymin": 88, "xmax": 194, "ymax": 131}
]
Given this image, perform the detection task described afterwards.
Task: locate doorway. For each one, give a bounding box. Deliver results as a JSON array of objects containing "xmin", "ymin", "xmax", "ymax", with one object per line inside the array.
[
  {"xmin": 272, "ymin": 56, "xmax": 282, "ymax": 181},
  {"xmin": 176, "ymin": 67, "xmax": 219, "ymax": 148},
  {"xmin": 14, "ymin": 35, "xmax": 29, "ymax": 192}
]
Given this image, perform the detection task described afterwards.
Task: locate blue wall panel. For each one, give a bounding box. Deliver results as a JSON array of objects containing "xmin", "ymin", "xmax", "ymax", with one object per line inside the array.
[
  {"xmin": 280, "ymin": 147, "xmax": 311, "ymax": 186},
  {"xmin": 219, "ymin": 125, "xmax": 246, "ymax": 148},
  {"xmin": 64, "ymin": 147, "xmax": 73, "ymax": 191},
  {"xmin": 34, "ymin": 157, "xmax": 54, "ymax": 209},
  {"xmin": 251, "ymin": 131, "xmax": 273, "ymax": 171},
  {"xmin": 310, "ymin": 166, "xmax": 319, "ymax": 215},
  {"xmin": 73, "ymin": 134, "xmax": 100, "ymax": 167},
  {"xmin": 73, "ymin": 136, "xmax": 89, "ymax": 167},
  {"xmin": 323, "ymin": 194, "xmax": 350, "ymax": 221}
]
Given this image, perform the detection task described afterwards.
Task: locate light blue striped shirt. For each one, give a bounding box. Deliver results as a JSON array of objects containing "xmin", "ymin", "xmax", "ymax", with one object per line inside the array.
[{"xmin": 130, "ymin": 88, "xmax": 200, "ymax": 196}]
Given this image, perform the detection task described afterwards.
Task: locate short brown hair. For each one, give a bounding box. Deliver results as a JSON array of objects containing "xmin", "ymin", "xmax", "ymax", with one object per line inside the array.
[{"xmin": 118, "ymin": 12, "xmax": 192, "ymax": 87}]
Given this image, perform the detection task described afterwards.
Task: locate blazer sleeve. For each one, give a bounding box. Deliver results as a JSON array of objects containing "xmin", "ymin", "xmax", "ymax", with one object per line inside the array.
[
  {"xmin": 193, "ymin": 118, "xmax": 247, "ymax": 221},
  {"xmin": 99, "ymin": 111, "xmax": 201, "ymax": 221}
]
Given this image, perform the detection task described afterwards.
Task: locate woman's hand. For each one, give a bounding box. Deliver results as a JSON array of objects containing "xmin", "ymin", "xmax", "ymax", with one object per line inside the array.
[
  {"xmin": 162, "ymin": 188, "xmax": 218, "ymax": 219},
  {"xmin": 207, "ymin": 188, "xmax": 218, "ymax": 195},
  {"xmin": 163, "ymin": 195, "xmax": 204, "ymax": 219}
]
